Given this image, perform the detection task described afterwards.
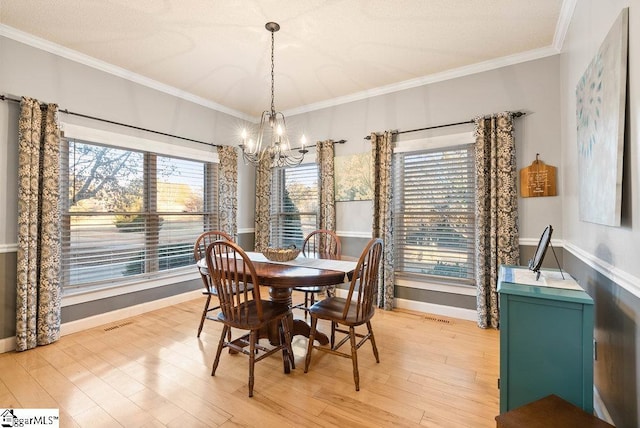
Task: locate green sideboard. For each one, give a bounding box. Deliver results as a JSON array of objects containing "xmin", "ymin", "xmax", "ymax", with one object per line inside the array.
[{"xmin": 498, "ymin": 265, "xmax": 594, "ymax": 414}]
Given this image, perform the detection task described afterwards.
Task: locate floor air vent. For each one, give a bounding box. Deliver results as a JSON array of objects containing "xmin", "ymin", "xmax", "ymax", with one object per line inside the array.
[
  {"xmin": 104, "ymin": 321, "xmax": 134, "ymax": 331},
  {"xmin": 424, "ymin": 316, "xmax": 451, "ymax": 324}
]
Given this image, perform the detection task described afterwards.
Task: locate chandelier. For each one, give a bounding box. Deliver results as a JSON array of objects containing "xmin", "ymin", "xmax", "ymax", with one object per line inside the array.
[{"xmin": 240, "ymin": 22, "xmax": 308, "ymax": 168}]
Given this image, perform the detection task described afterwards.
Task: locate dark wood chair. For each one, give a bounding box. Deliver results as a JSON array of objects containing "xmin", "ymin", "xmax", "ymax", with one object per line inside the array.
[
  {"xmin": 303, "ymin": 237, "xmax": 383, "ymax": 391},
  {"xmin": 292, "ymin": 229, "xmax": 342, "ymax": 319},
  {"xmin": 205, "ymin": 240, "xmax": 295, "ymax": 397},
  {"xmin": 193, "ymin": 230, "xmax": 239, "ymax": 337}
]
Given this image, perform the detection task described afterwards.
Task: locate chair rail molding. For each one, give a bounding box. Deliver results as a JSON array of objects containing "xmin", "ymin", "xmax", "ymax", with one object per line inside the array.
[{"xmin": 564, "ymin": 241, "xmax": 640, "ymax": 300}]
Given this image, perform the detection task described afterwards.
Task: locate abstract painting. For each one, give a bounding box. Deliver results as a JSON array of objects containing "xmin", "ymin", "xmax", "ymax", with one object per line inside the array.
[{"xmin": 576, "ymin": 8, "xmax": 628, "ymax": 226}]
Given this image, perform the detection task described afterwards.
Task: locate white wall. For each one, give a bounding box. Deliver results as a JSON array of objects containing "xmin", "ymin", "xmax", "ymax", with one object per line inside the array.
[
  {"xmin": 287, "ymin": 55, "xmax": 563, "ymax": 241},
  {"xmin": 561, "ymin": 0, "xmax": 640, "ymax": 279},
  {"xmin": 0, "ymin": 35, "xmax": 256, "ymax": 246}
]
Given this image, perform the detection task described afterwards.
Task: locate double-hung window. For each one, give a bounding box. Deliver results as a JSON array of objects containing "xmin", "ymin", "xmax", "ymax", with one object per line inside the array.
[
  {"xmin": 269, "ymin": 163, "xmax": 319, "ymax": 248},
  {"xmin": 393, "ymin": 134, "xmax": 476, "ymax": 285},
  {"xmin": 60, "ymin": 127, "xmax": 218, "ymax": 292}
]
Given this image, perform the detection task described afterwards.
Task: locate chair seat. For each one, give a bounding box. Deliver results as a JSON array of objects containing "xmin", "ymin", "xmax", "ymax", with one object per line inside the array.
[
  {"xmin": 308, "ymin": 296, "xmax": 375, "ymax": 326},
  {"xmin": 217, "ymin": 300, "xmax": 290, "ymax": 328}
]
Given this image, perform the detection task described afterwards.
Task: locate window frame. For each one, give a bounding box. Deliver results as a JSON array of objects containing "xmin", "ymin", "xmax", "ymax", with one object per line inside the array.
[
  {"xmin": 268, "ymin": 156, "xmax": 319, "ymax": 249},
  {"xmin": 393, "ymin": 132, "xmax": 477, "ymax": 296},
  {"xmin": 59, "ymin": 123, "xmax": 219, "ymax": 306}
]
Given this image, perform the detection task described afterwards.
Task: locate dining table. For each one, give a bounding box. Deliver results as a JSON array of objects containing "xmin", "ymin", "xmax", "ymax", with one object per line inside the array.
[{"xmin": 196, "ymin": 250, "xmax": 358, "ymax": 346}]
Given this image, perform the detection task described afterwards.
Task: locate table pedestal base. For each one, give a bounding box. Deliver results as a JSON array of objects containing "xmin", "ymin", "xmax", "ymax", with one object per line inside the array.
[{"xmin": 269, "ymin": 287, "xmax": 329, "ymax": 346}]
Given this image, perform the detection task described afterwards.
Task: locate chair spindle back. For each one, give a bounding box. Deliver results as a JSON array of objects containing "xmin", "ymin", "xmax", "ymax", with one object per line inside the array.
[
  {"xmin": 342, "ymin": 238, "xmax": 383, "ymax": 322},
  {"xmin": 205, "ymin": 240, "xmax": 264, "ymax": 328},
  {"xmin": 302, "ymin": 229, "xmax": 341, "ymax": 257}
]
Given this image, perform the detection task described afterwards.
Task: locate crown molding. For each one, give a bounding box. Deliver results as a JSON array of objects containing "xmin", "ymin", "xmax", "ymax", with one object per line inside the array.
[
  {"xmin": 553, "ymin": 0, "xmax": 578, "ymax": 51},
  {"xmin": 0, "ymin": 24, "xmax": 254, "ymax": 122},
  {"xmin": 2, "ymin": 9, "xmax": 567, "ymax": 123},
  {"xmin": 284, "ymin": 45, "xmax": 560, "ymax": 117}
]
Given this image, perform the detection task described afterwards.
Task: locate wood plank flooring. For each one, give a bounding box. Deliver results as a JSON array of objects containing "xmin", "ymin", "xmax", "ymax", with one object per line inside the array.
[{"xmin": 0, "ymin": 293, "xmax": 499, "ymax": 427}]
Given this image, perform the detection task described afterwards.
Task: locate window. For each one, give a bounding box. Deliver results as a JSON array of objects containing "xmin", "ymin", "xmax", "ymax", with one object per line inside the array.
[
  {"xmin": 60, "ymin": 138, "xmax": 218, "ymax": 290},
  {"xmin": 269, "ymin": 163, "xmax": 319, "ymax": 248},
  {"xmin": 393, "ymin": 142, "xmax": 475, "ymax": 284}
]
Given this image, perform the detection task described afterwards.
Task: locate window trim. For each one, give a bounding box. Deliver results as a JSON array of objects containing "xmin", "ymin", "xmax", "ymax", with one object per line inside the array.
[
  {"xmin": 393, "ymin": 131, "xmax": 477, "ymax": 292},
  {"xmin": 61, "ymin": 122, "xmax": 219, "ymax": 163},
  {"xmin": 60, "ymin": 123, "xmax": 217, "ymax": 305}
]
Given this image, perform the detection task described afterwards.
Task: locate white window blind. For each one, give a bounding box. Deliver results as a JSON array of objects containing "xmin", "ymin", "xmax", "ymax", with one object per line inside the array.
[
  {"xmin": 269, "ymin": 163, "xmax": 319, "ymax": 249},
  {"xmin": 61, "ymin": 138, "xmax": 218, "ymax": 289},
  {"xmin": 393, "ymin": 144, "xmax": 476, "ymax": 284}
]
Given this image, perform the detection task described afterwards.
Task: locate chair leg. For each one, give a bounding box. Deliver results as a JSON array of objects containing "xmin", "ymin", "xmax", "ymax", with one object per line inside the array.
[
  {"xmin": 279, "ymin": 317, "xmax": 295, "ymax": 372},
  {"xmin": 303, "ymin": 291, "xmax": 310, "ymax": 320},
  {"xmin": 367, "ymin": 321, "xmax": 380, "ymax": 363},
  {"xmin": 349, "ymin": 326, "xmax": 360, "ymax": 391},
  {"xmin": 197, "ymin": 294, "xmax": 212, "ymax": 337},
  {"xmin": 211, "ymin": 325, "xmax": 228, "ymax": 376},
  {"xmin": 330, "ymin": 321, "xmax": 336, "ymax": 349},
  {"xmin": 248, "ymin": 330, "xmax": 256, "ymax": 397},
  {"xmin": 304, "ymin": 316, "xmax": 318, "ymax": 373}
]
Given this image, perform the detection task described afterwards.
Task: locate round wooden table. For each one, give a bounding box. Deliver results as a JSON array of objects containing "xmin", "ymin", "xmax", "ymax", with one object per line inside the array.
[{"xmin": 197, "ymin": 256, "xmax": 352, "ymax": 345}]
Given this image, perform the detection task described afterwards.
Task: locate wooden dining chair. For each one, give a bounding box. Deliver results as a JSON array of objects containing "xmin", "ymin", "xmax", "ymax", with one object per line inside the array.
[
  {"xmin": 292, "ymin": 229, "xmax": 342, "ymax": 319},
  {"xmin": 205, "ymin": 240, "xmax": 295, "ymax": 397},
  {"xmin": 303, "ymin": 237, "xmax": 383, "ymax": 391},
  {"xmin": 193, "ymin": 230, "xmax": 240, "ymax": 337}
]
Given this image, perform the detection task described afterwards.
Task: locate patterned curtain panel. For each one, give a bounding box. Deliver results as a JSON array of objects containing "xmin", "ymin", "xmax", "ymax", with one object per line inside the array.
[
  {"xmin": 217, "ymin": 146, "xmax": 238, "ymax": 238},
  {"xmin": 317, "ymin": 140, "xmax": 336, "ymax": 252},
  {"xmin": 371, "ymin": 131, "xmax": 395, "ymax": 310},
  {"xmin": 474, "ymin": 112, "xmax": 520, "ymax": 329},
  {"xmin": 254, "ymin": 155, "xmax": 272, "ymax": 251},
  {"xmin": 16, "ymin": 97, "xmax": 62, "ymax": 351}
]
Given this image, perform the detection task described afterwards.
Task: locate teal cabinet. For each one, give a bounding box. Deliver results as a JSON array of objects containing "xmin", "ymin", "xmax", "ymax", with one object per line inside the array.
[{"xmin": 498, "ymin": 265, "xmax": 594, "ymax": 414}]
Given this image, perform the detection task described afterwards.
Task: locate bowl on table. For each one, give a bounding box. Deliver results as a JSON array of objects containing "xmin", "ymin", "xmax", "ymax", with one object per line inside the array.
[{"xmin": 262, "ymin": 247, "xmax": 300, "ymax": 262}]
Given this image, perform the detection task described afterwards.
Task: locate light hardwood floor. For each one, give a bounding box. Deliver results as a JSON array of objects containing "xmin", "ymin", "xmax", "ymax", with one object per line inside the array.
[{"xmin": 0, "ymin": 293, "xmax": 499, "ymax": 427}]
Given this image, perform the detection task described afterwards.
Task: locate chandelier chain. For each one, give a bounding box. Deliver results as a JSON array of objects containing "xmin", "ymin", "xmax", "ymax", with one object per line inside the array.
[{"xmin": 270, "ymin": 29, "xmax": 275, "ymax": 115}]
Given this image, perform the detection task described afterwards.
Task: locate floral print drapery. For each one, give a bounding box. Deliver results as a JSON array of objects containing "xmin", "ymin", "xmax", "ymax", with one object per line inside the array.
[
  {"xmin": 317, "ymin": 140, "xmax": 336, "ymax": 250},
  {"xmin": 474, "ymin": 112, "xmax": 520, "ymax": 329},
  {"xmin": 217, "ymin": 146, "xmax": 238, "ymax": 238},
  {"xmin": 16, "ymin": 97, "xmax": 62, "ymax": 351},
  {"xmin": 371, "ymin": 131, "xmax": 395, "ymax": 310},
  {"xmin": 254, "ymin": 154, "xmax": 272, "ymax": 251}
]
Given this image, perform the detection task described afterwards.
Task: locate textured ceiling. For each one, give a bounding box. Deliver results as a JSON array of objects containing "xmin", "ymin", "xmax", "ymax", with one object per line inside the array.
[{"xmin": 0, "ymin": 0, "xmax": 569, "ymax": 119}]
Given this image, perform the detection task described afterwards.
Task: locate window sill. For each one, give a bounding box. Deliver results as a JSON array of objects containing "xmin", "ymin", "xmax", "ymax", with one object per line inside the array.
[
  {"xmin": 395, "ymin": 275, "xmax": 476, "ymax": 296},
  {"xmin": 61, "ymin": 267, "xmax": 200, "ymax": 307}
]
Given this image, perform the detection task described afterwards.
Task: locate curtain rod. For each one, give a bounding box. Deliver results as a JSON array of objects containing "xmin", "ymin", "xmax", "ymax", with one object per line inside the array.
[
  {"xmin": 1, "ymin": 95, "xmax": 347, "ymax": 150},
  {"xmin": 363, "ymin": 111, "xmax": 526, "ymax": 140},
  {"xmin": 1, "ymin": 94, "xmax": 222, "ymax": 148},
  {"xmin": 290, "ymin": 139, "xmax": 346, "ymax": 151}
]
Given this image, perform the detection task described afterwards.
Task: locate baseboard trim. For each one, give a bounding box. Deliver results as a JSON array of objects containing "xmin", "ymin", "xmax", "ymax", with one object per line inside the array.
[
  {"xmin": 334, "ymin": 289, "xmax": 477, "ymax": 321},
  {"xmin": 0, "ymin": 290, "xmax": 203, "ymax": 354},
  {"xmin": 61, "ymin": 289, "xmax": 202, "ymax": 336},
  {"xmin": 0, "ymin": 336, "xmax": 16, "ymax": 354},
  {"xmin": 394, "ymin": 297, "xmax": 477, "ymax": 321}
]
